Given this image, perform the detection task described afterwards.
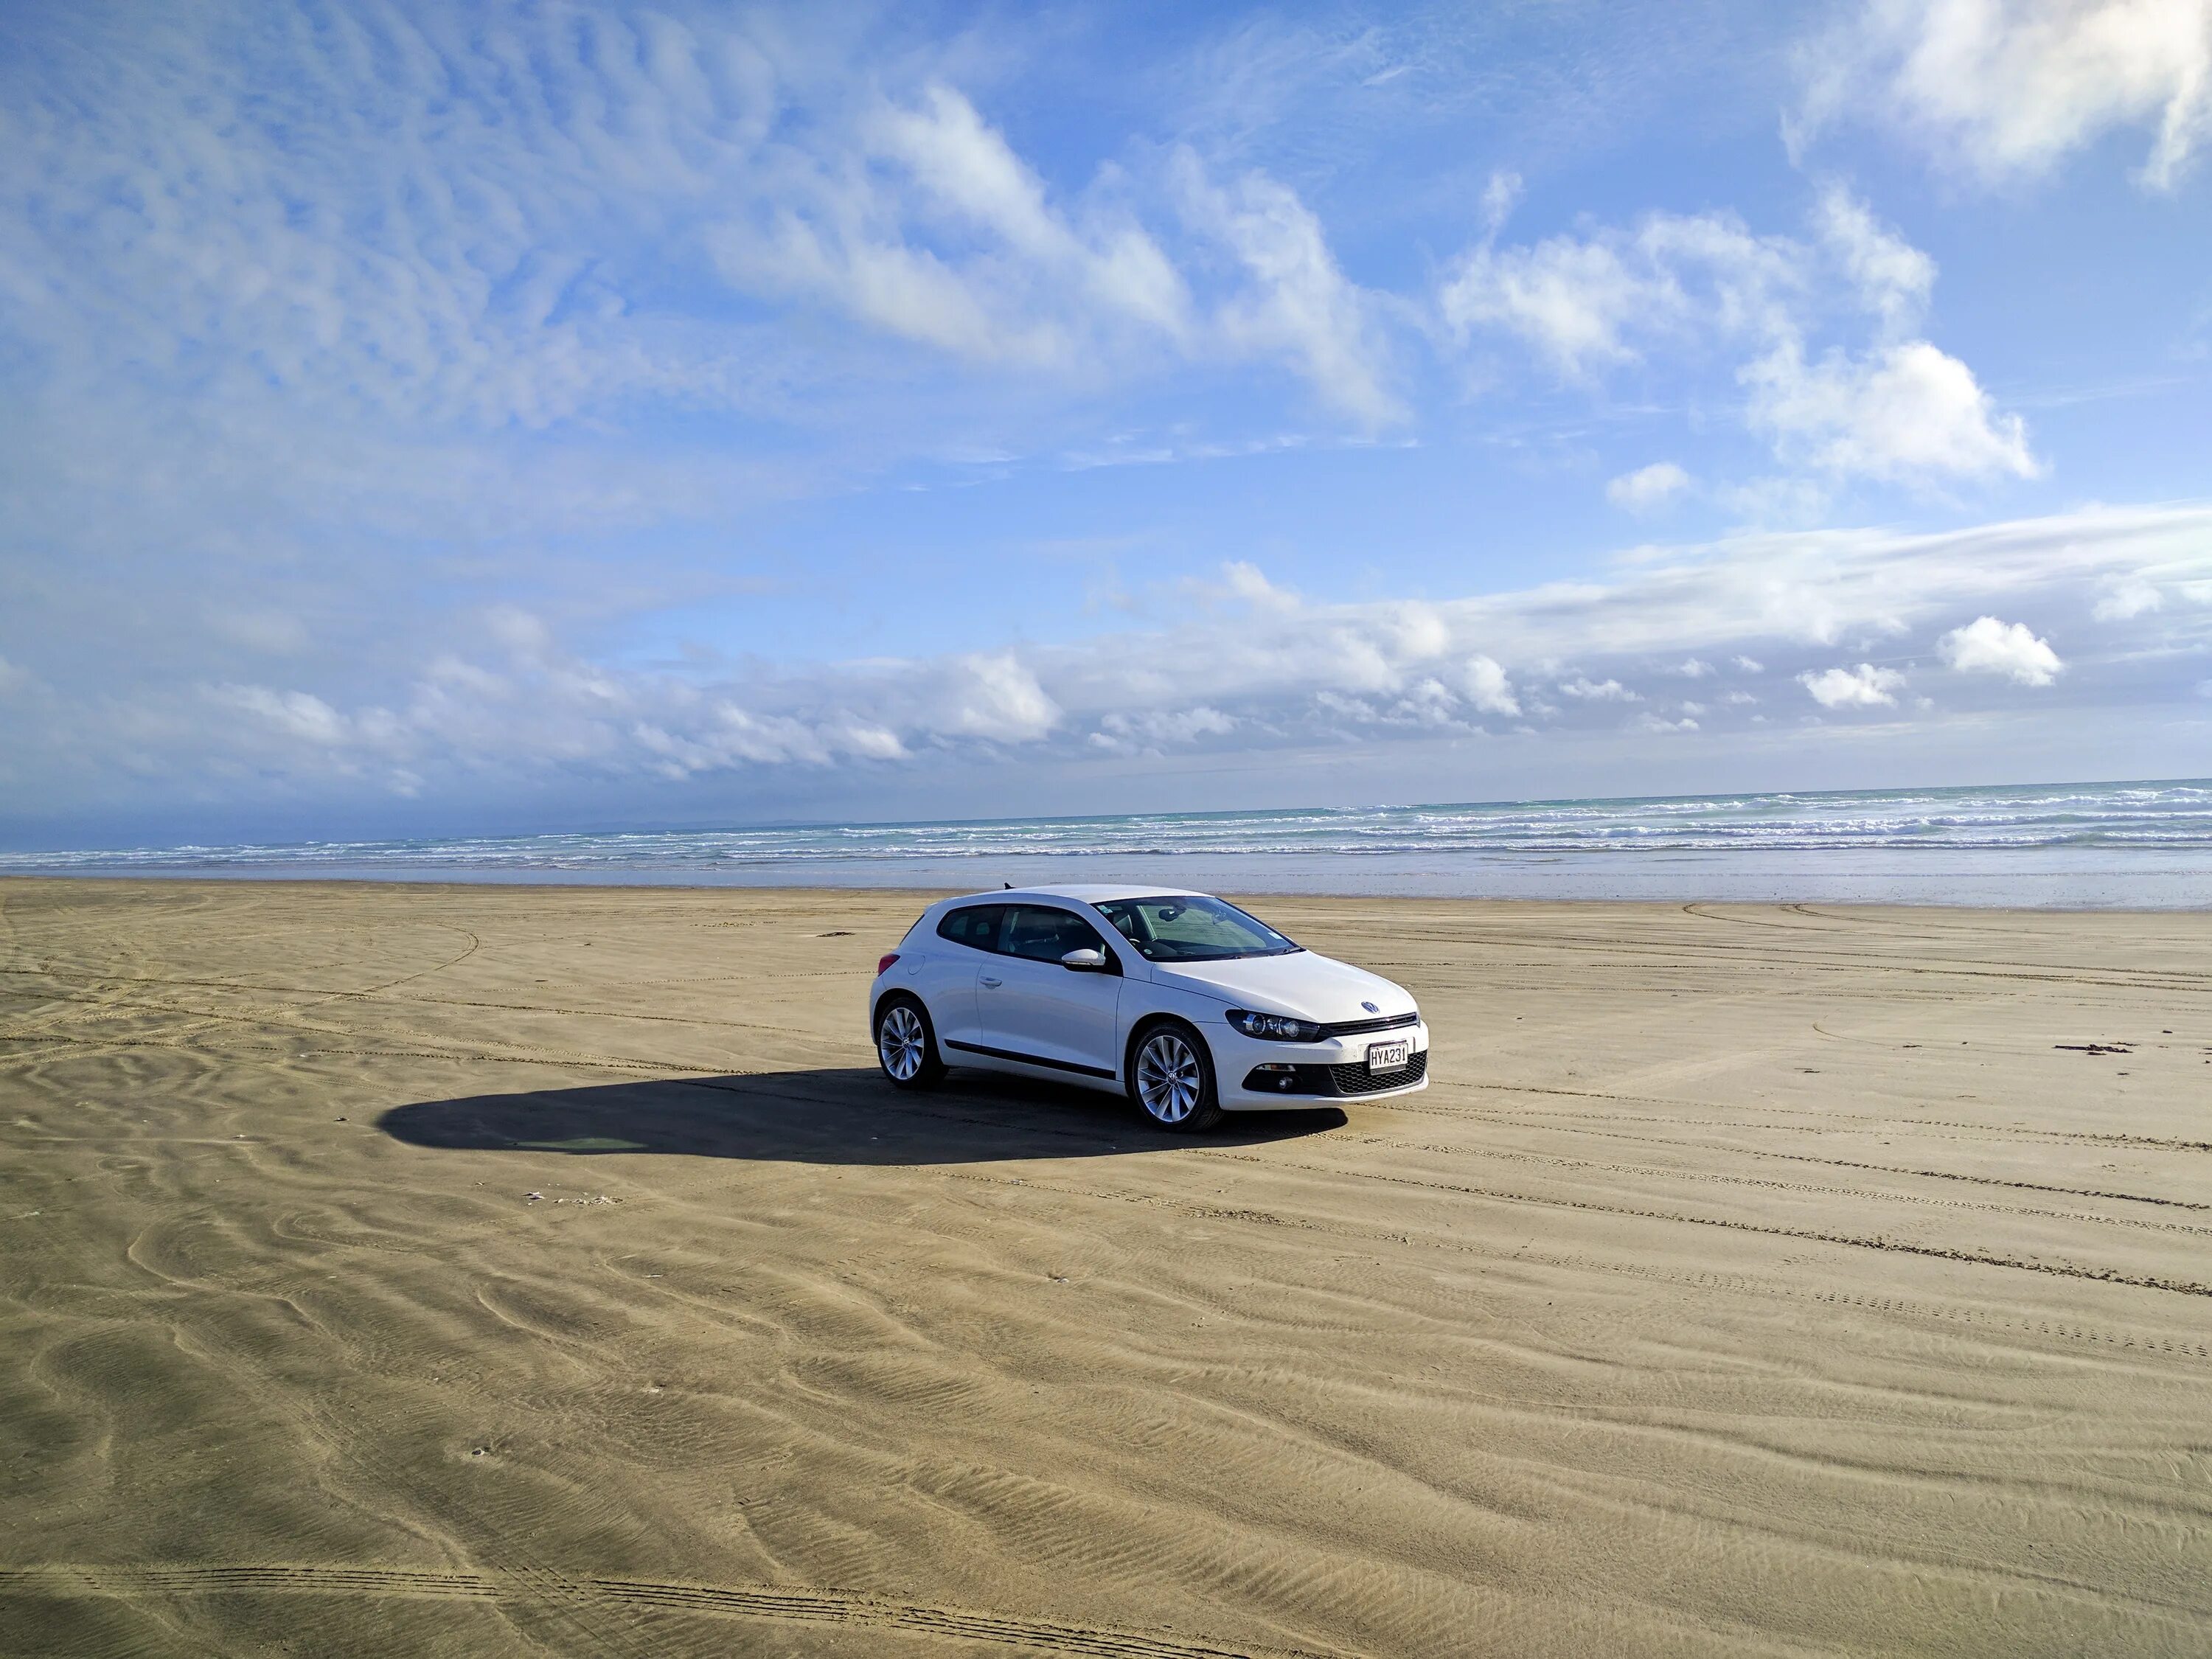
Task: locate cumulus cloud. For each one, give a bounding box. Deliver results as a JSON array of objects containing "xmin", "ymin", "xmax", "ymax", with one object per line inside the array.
[
  {"xmin": 1607, "ymin": 462, "xmax": 1693, "ymax": 512},
  {"xmin": 1558, "ymin": 676, "xmax": 1638, "ymax": 702},
  {"xmin": 1800, "ymin": 663, "xmax": 1906, "ymax": 707},
  {"xmin": 934, "ymin": 653, "xmax": 1064, "ymax": 742},
  {"xmin": 1463, "ymin": 655, "xmax": 1521, "ymax": 716},
  {"xmin": 1089, "ymin": 706, "xmax": 1237, "ymax": 754},
  {"xmin": 1800, "ymin": 0, "xmax": 2212, "ymax": 189},
  {"xmin": 1938, "ymin": 615, "xmax": 2065, "ymax": 684},
  {"xmin": 7, "ymin": 502, "xmax": 2206, "ymax": 810},
  {"xmin": 1439, "ymin": 209, "xmax": 1798, "ymax": 378},
  {"xmin": 1439, "ymin": 189, "xmax": 2032, "ymax": 490},
  {"xmin": 1745, "ymin": 340, "xmax": 2039, "ymax": 483},
  {"xmin": 1216, "ymin": 560, "xmax": 1302, "ymax": 612}
]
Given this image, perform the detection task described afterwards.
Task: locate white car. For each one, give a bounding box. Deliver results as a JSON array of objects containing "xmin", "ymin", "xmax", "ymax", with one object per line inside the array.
[{"xmin": 868, "ymin": 885, "xmax": 1428, "ymax": 1131}]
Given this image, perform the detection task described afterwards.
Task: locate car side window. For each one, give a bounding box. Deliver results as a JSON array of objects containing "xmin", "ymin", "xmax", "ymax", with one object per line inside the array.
[
  {"xmin": 1002, "ymin": 905, "xmax": 1115, "ymax": 967},
  {"xmin": 935, "ymin": 905, "xmax": 1008, "ymax": 952}
]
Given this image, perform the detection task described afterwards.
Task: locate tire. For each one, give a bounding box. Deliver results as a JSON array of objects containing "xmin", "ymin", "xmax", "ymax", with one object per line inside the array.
[
  {"xmin": 1128, "ymin": 1020, "xmax": 1223, "ymax": 1133},
  {"xmin": 874, "ymin": 994, "xmax": 945, "ymax": 1090}
]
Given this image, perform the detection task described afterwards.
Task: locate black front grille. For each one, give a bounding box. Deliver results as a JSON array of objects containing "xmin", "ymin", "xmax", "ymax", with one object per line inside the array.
[
  {"xmin": 1245, "ymin": 1049, "xmax": 1427, "ymax": 1098},
  {"xmin": 1328, "ymin": 1049, "xmax": 1428, "ymax": 1095},
  {"xmin": 1318, "ymin": 1012, "xmax": 1419, "ymax": 1039}
]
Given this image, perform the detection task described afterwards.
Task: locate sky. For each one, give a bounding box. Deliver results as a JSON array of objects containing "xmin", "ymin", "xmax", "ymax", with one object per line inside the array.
[{"xmin": 3, "ymin": 0, "xmax": 2211, "ymax": 849}]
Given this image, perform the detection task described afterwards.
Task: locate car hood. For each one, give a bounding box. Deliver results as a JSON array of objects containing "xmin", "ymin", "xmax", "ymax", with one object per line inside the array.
[{"xmin": 1146, "ymin": 951, "xmax": 1416, "ymax": 1022}]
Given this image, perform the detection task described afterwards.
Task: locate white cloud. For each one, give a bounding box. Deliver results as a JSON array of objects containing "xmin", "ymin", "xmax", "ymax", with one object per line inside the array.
[
  {"xmin": 1441, "ymin": 192, "xmax": 2032, "ymax": 490},
  {"xmin": 2093, "ymin": 577, "xmax": 2163, "ymax": 620},
  {"xmin": 874, "ymin": 88, "xmax": 1188, "ymax": 339},
  {"xmin": 1559, "ymin": 676, "xmax": 1638, "ymax": 702},
  {"xmin": 1799, "ymin": 663, "xmax": 1906, "ymax": 707},
  {"xmin": 1938, "ymin": 615, "xmax": 2065, "ymax": 684},
  {"xmin": 1441, "ymin": 235, "xmax": 1657, "ymax": 378},
  {"xmin": 1630, "ymin": 712, "xmax": 1700, "ymax": 733},
  {"xmin": 1, "ymin": 2, "xmax": 1400, "ymax": 488},
  {"xmin": 1481, "ymin": 170, "xmax": 1524, "ymax": 235},
  {"xmin": 1745, "ymin": 340, "xmax": 2039, "ymax": 483},
  {"xmin": 1800, "ymin": 0, "xmax": 2212, "ymax": 189},
  {"xmin": 1733, "ymin": 655, "xmax": 1766, "ymax": 672},
  {"xmin": 1217, "ymin": 560, "xmax": 1302, "ymax": 612},
  {"xmin": 215, "ymin": 685, "xmax": 355, "ymax": 746},
  {"xmin": 727, "ymin": 84, "xmax": 1196, "ymax": 372},
  {"xmin": 92, "ymin": 503, "xmax": 2181, "ymax": 793},
  {"xmin": 1669, "ymin": 658, "xmax": 1716, "ymax": 678},
  {"xmin": 1088, "ymin": 706, "xmax": 1237, "ymax": 753},
  {"xmin": 1607, "ymin": 462, "xmax": 1693, "ymax": 512},
  {"xmin": 10, "ymin": 504, "xmax": 2212, "ymax": 812},
  {"xmin": 1439, "ymin": 209, "xmax": 1797, "ymax": 379},
  {"xmin": 1175, "ymin": 154, "xmax": 1400, "ymax": 425},
  {"xmin": 1463, "ymin": 655, "xmax": 1521, "ymax": 716},
  {"xmin": 931, "ymin": 653, "xmax": 1062, "ymax": 742},
  {"xmin": 1812, "ymin": 184, "xmax": 1935, "ymax": 335}
]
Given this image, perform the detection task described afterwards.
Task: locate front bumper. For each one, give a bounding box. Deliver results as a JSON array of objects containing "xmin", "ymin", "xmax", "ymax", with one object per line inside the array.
[{"xmin": 1211, "ymin": 1020, "xmax": 1430, "ymax": 1109}]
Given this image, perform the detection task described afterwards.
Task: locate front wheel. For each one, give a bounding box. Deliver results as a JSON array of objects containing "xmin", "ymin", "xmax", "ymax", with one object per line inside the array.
[
  {"xmin": 1130, "ymin": 1023, "xmax": 1222, "ymax": 1133},
  {"xmin": 875, "ymin": 995, "xmax": 945, "ymax": 1089}
]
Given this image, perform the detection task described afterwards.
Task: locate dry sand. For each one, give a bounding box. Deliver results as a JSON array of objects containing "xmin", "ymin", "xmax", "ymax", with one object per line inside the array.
[{"xmin": 2, "ymin": 877, "xmax": 2210, "ymax": 1658}]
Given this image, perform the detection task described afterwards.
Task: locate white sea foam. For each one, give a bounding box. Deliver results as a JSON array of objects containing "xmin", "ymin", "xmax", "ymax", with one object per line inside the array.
[{"xmin": 5, "ymin": 782, "xmax": 2210, "ymax": 905}]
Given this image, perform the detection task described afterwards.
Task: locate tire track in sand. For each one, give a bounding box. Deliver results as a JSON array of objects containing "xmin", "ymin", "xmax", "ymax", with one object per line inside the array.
[{"xmin": 0, "ymin": 1565, "xmax": 1335, "ymax": 1658}]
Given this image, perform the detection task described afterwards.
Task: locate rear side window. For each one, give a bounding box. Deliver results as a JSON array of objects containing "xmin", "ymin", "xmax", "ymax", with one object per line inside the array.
[
  {"xmin": 936, "ymin": 905, "xmax": 1009, "ymax": 951},
  {"xmin": 1003, "ymin": 905, "xmax": 1113, "ymax": 964}
]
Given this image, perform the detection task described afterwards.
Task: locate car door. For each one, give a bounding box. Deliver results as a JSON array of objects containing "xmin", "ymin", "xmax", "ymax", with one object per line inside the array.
[
  {"xmin": 978, "ymin": 904, "xmax": 1124, "ymax": 1080},
  {"xmin": 919, "ymin": 903, "xmax": 1006, "ymax": 1051}
]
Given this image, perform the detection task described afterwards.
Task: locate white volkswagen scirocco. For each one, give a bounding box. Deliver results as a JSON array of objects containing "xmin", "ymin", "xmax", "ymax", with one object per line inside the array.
[{"xmin": 867, "ymin": 886, "xmax": 1428, "ymax": 1131}]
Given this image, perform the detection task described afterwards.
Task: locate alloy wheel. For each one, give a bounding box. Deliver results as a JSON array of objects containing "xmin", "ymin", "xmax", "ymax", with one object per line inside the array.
[
  {"xmin": 1135, "ymin": 1030, "xmax": 1203, "ymax": 1123},
  {"xmin": 879, "ymin": 1004, "xmax": 926, "ymax": 1081}
]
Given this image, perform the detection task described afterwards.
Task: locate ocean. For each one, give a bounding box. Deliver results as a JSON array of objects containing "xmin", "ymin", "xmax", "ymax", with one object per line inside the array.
[{"xmin": 6, "ymin": 779, "xmax": 2210, "ymax": 908}]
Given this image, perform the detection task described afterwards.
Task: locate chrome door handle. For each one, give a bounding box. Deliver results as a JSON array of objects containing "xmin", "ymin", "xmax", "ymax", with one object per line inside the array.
[{"xmin": 979, "ymin": 975, "xmax": 1003, "ymax": 988}]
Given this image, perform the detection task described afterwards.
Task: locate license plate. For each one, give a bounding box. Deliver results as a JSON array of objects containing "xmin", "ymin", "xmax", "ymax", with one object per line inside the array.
[{"xmin": 1367, "ymin": 1040, "xmax": 1410, "ymax": 1071}]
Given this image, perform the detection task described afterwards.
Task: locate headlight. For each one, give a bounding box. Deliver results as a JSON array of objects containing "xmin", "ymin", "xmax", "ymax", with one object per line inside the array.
[{"xmin": 1228, "ymin": 1009, "xmax": 1323, "ymax": 1042}]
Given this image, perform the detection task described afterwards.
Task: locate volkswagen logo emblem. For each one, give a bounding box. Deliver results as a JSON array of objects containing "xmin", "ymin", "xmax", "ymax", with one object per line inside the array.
[{"xmin": 1361, "ymin": 1001, "xmax": 1379, "ymax": 1013}]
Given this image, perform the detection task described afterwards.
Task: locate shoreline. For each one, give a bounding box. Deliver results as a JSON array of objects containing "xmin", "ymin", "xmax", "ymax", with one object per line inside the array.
[{"xmin": 6, "ymin": 859, "xmax": 2207, "ymax": 911}]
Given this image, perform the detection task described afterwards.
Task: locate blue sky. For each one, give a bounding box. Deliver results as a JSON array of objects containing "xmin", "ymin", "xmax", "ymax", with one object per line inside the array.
[{"xmin": 3, "ymin": 0, "xmax": 2210, "ymax": 848}]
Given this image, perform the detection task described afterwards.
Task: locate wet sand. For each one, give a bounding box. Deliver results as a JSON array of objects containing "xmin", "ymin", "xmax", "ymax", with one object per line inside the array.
[{"xmin": 2, "ymin": 877, "xmax": 2209, "ymax": 1657}]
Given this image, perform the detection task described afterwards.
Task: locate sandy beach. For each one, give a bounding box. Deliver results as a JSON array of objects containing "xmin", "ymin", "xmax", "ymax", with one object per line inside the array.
[{"xmin": 2, "ymin": 877, "xmax": 2209, "ymax": 1657}]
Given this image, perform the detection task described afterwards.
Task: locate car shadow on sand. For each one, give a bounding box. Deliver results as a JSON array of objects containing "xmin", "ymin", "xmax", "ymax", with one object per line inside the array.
[{"xmin": 376, "ymin": 1068, "xmax": 1348, "ymax": 1166}]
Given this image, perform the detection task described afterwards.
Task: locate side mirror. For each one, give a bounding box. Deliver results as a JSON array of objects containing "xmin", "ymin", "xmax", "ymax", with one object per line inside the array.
[{"xmin": 1060, "ymin": 947, "xmax": 1107, "ymax": 971}]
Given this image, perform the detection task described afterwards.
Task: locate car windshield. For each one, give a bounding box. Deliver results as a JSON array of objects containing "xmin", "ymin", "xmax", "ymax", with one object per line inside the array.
[{"xmin": 1093, "ymin": 895, "xmax": 1300, "ymax": 962}]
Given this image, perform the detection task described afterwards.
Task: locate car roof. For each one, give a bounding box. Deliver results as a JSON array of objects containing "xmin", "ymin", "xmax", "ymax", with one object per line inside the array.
[{"xmin": 939, "ymin": 883, "xmax": 1206, "ymax": 908}]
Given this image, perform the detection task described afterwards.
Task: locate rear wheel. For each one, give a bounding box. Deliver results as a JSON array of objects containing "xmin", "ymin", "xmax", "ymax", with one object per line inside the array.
[
  {"xmin": 1130, "ymin": 1022, "xmax": 1222, "ymax": 1133},
  {"xmin": 874, "ymin": 995, "xmax": 945, "ymax": 1089}
]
